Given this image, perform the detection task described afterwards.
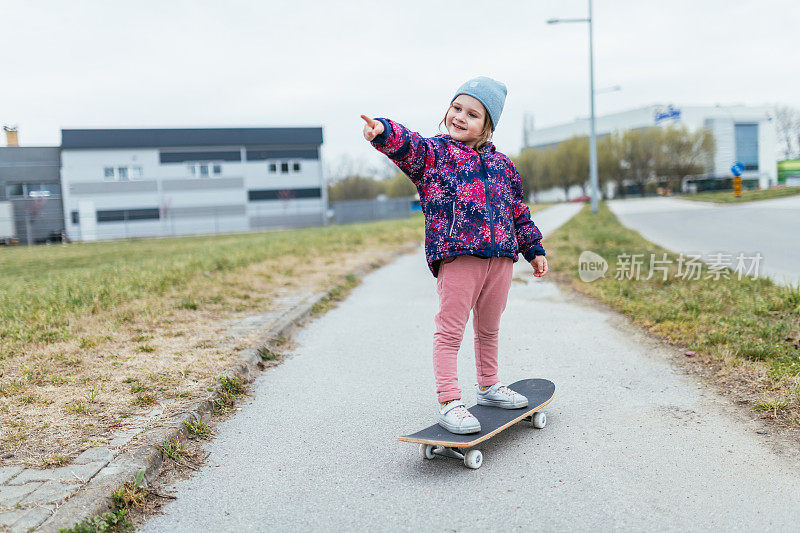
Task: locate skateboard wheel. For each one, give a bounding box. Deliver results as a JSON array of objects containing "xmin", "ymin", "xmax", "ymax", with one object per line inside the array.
[
  {"xmin": 532, "ymin": 412, "xmax": 547, "ymax": 429},
  {"xmin": 420, "ymin": 444, "xmax": 436, "ymax": 460},
  {"xmin": 464, "ymin": 449, "xmax": 483, "ymax": 469}
]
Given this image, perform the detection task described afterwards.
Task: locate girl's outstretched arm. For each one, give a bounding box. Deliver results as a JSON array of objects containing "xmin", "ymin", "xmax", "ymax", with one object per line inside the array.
[{"xmin": 360, "ymin": 115, "xmax": 437, "ymax": 186}]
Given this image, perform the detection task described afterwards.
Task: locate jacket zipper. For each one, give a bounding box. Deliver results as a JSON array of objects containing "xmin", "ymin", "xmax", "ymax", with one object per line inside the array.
[
  {"xmin": 479, "ymin": 156, "xmax": 496, "ymax": 253},
  {"xmin": 448, "ymin": 203, "xmax": 456, "ymax": 237}
]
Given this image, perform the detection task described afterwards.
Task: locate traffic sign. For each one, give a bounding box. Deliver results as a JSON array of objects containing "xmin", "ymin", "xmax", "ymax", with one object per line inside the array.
[{"xmin": 731, "ymin": 161, "xmax": 745, "ymax": 176}]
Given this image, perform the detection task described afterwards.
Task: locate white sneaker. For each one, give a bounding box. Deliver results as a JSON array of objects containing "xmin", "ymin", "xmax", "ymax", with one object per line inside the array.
[
  {"xmin": 476, "ymin": 382, "xmax": 528, "ymax": 409},
  {"xmin": 438, "ymin": 400, "xmax": 481, "ymax": 434}
]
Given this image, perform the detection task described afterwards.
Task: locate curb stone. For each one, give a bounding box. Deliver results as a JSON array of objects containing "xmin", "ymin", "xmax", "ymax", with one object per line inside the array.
[{"xmin": 30, "ymin": 244, "xmax": 418, "ymax": 532}]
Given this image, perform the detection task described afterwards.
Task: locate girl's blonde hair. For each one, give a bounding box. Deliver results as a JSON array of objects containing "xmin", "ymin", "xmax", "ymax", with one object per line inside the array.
[{"xmin": 439, "ymin": 102, "xmax": 495, "ymax": 151}]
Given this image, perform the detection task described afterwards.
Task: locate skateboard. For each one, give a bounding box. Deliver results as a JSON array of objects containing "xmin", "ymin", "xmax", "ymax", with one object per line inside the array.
[{"xmin": 398, "ymin": 378, "xmax": 555, "ymax": 469}]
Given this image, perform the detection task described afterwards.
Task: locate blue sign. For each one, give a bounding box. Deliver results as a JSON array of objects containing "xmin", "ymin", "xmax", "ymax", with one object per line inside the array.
[
  {"xmin": 654, "ymin": 105, "xmax": 681, "ymax": 123},
  {"xmin": 731, "ymin": 161, "xmax": 745, "ymax": 176}
]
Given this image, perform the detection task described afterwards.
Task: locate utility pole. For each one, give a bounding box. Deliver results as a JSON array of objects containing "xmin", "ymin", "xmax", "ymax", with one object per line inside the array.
[{"xmin": 547, "ymin": 0, "xmax": 600, "ymax": 213}]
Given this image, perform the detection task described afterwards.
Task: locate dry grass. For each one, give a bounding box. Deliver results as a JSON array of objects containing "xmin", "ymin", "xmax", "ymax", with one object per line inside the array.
[{"xmin": 0, "ymin": 218, "xmax": 423, "ymax": 465}]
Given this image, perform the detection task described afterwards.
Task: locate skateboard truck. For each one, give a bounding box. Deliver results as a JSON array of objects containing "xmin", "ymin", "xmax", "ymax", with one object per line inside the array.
[
  {"xmin": 420, "ymin": 445, "xmax": 483, "ymax": 469},
  {"xmin": 431, "ymin": 446, "xmax": 464, "ymax": 460}
]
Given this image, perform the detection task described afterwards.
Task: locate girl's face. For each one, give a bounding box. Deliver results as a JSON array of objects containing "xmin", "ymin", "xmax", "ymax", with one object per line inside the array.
[{"xmin": 445, "ymin": 94, "xmax": 487, "ymax": 148}]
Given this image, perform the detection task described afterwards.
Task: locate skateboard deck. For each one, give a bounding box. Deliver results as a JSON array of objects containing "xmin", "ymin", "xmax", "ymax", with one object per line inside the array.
[{"xmin": 398, "ymin": 379, "xmax": 555, "ymax": 468}]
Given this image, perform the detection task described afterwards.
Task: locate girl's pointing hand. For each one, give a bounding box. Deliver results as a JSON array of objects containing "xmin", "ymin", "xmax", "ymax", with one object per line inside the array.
[{"xmin": 361, "ymin": 115, "xmax": 385, "ymax": 141}]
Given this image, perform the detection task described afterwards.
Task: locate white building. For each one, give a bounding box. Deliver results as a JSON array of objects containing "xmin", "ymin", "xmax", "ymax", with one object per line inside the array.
[
  {"xmin": 527, "ymin": 104, "xmax": 777, "ymax": 200},
  {"xmin": 60, "ymin": 127, "xmax": 324, "ymax": 241}
]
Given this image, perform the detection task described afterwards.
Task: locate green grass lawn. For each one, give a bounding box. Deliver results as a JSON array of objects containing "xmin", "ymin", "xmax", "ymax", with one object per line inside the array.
[
  {"xmin": 680, "ymin": 186, "xmax": 800, "ymax": 204},
  {"xmin": 0, "ymin": 217, "xmax": 424, "ymax": 351}
]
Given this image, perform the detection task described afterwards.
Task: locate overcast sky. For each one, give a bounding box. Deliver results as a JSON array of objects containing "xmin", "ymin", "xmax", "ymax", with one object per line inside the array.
[{"xmin": 3, "ymin": 0, "xmax": 799, "ymax": 178}]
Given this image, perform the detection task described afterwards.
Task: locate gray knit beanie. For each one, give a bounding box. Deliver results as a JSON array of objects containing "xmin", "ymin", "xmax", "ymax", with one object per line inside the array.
[{"xmin": 452, "ymin": 76, "xmax": 507, "ymax": 130}]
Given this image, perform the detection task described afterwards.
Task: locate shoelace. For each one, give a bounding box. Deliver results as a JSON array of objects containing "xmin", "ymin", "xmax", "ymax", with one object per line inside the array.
[{"xmin": 450, "ymin": 404, "xmax": 474, "ymax": 420}]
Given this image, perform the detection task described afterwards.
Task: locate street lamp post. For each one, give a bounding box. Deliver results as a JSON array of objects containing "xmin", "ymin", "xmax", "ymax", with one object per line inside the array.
[{"xmin": 547, "ymin": 0, "xmax": 599, "ymax": 214}]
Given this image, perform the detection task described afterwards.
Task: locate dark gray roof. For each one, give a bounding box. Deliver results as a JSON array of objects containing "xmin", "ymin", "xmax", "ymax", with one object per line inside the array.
[
  {"xmin": 0, "ymin": 147, "xmax": 61, "ymax": 182},
  {"xmin": 61, "ymin": 127, "xmax": 323, "ymax": 149},
  {"xmin": 0, "ymin": 146, "xmax": 60, "ymax": 164}
]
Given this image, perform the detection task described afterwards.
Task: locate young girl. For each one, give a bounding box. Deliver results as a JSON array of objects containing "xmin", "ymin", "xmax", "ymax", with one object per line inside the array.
[{"xmin": 361, "ymin": 76, "xmax": 548, "ymax": 434}]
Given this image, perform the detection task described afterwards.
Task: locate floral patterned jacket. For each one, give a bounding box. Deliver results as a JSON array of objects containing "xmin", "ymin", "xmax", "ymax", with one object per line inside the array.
[{"xmin": 370, "ymin": 118, "xmax": 545, "ymax": 277}]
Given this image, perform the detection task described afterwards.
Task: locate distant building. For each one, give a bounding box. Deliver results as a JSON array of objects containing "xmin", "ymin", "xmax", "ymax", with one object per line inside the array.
[
  {"xmin": 527, "ymin": 104, "xmax": 777, "ymax": 200},
  {"xmin": 60, "ymin": 127, "xmax": 324, "ymax": 242},
  {"xmin": 0, "ymin": 147, "xmax": 63, "ymax": 244}
]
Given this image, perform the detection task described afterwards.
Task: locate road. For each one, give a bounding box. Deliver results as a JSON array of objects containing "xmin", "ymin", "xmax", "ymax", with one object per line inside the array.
[
  {"xmin": 141, "ymin": 202, "xmax": 800, "ymax": 532},
  {"xmin": 607, "ymin": 196, "xmax": 800, "ymax": 286}
]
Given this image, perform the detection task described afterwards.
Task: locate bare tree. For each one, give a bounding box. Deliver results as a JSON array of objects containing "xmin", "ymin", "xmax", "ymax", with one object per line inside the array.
[
  {"xmin": 597, "ymin": 132, "xmax": 624, "ymax": 199},
  {"xmin": 515, "ymin": 146, "xmax": 565, "ymax": 202},
  {"xmin": 618, "ymin": 128, "xmax": 662, "ymax": 196},
  {"xmin": 375, "ymin": 157, "xmax": 401, "ymax": 180},
  {"xmin": 558, "ymin": 136, "xmax": 590, "ymax": 198},
  {"xmin": 513, "ymin": 126, "xmax": 714, "ymax": 199},
  {"xmin": 656, "ymin": 125, "xmax": 715, "ymax": 192},
  {"xmin": 326, "ymin": 154, "xmax": 374, "ymax": 183},
  {"xmin": 328, "ymin": 176, "xmax": 385, "ymax": 201},
  {"xmin": 514, "ymin": 148, "xmax": 546, "ymax": 201},
  {"xmin": 774, "ymin": 105, "xmax": 800, "ymax": 160}
]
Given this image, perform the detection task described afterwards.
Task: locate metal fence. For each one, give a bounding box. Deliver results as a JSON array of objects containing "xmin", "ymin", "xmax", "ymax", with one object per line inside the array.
[
  {"xmin": 0, "ymin": 196, "xmax": 417, "ymax": 246},
  {"xmin": 0, "ymin": 197, "xmax": 65, "ymax": 245},
  {"xmin": 329, "ymin": 197, "xmax": 414, "ymax": 224}
]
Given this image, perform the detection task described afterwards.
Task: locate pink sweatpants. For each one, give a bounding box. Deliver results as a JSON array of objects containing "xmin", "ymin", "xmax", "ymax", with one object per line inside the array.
[{"xmin": 433, "ymin": 255, "xmax": 514, "ymax": 404}]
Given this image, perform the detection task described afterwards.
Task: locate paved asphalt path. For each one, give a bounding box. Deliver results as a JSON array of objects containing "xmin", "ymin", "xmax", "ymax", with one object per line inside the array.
[
  {"xmin": 142, "ymin": 203, "xmax": 800, "ymax": 532},
  {"xmin": 607, "ymin": 196, "xmax": 800, "ymax": 286}
]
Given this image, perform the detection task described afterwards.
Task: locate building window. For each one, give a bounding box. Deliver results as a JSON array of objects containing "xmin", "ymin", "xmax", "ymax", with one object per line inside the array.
[
  {"xmin": 104, "ymin": 165, "xmax": 143, "ymax": 181},
  {"xmin": 160, "ymin": 150, "xmax": 240, "ymax": 164},
  {"xmin": 44, "ymin": 183, "xmax": 60, "ymax": 195},
  {"xmin": 5, "ymin": 184, "xmax": 24, "ymax": 198},
  {"xmin": 266, "ymin": 160, "xmax": 302, "ymax": 176},
  {"xmin": 735, "ymin": 123, "xmax": 759, "ymax": 171},
  {"xmin": 248, "ymin": 187, "xmax": 322, "ymax": 201},
  {"xmin": 28, "ymin": 183, "xmax": 58, "ymax": 197},
  {"xmin": 187, "ymin": 162, "xmax": 222, "ymax": 177},
  {"xmin": 96, "ymin": 208, "xmax": 160, "ymax": 223},
  {"xmin": 4, "ymin": 183, "xmax": 59, "ymax": 198}
]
